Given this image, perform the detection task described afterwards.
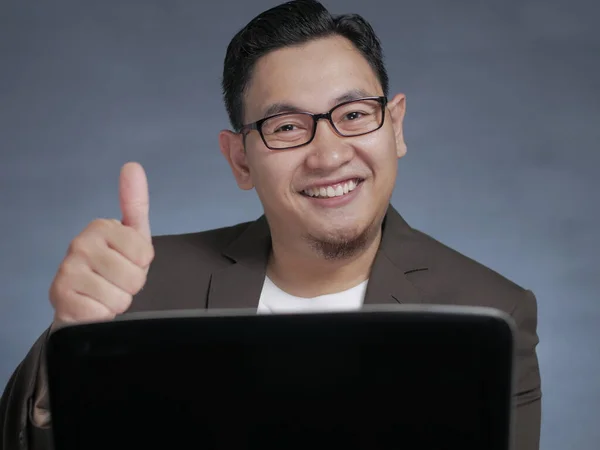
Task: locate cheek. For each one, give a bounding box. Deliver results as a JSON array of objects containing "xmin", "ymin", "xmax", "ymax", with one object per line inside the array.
[
  {"xmin": 355, "ymin": 132, "xmax": 399, "ymax": 171},
  {"xmin": 248, "ymin": 151, "xmax": 303, "ymax": 200}
]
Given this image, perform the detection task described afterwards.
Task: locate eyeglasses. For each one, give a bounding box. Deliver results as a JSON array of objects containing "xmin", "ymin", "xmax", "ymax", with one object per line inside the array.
[{"xmin": 240, "ymin": 96, "xmax": 388, "ymax": 150}]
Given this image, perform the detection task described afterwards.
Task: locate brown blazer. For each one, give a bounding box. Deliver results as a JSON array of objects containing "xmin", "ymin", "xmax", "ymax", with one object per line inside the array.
[{"xmin": 0, "ymin": 205, "xmax": 542, "ymax": 450}]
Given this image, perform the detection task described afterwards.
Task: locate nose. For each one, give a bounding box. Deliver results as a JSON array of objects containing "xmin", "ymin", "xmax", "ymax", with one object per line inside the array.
[{"xmin": 304, "ymin": 119, "xmax": 354, "ymax": 172}]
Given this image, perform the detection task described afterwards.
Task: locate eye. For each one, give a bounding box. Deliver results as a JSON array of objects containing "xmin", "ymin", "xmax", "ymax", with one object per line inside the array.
[
  {"xmin": 274, "ymin": 124, "xmax": 298, "ymax": 133},
  {"xmin": 345, "ymin": 111, "xmax": 365, "ymax": 121}
]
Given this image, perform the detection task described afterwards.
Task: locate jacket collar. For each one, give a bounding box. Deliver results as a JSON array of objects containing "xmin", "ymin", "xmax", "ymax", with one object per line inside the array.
[{"xmin": 207, "ymin": 205, "xmax": 427, "ymax": 309}]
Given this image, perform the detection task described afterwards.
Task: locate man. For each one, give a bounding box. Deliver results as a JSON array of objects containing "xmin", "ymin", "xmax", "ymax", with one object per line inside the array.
[{"xmin": 0, "ymin": 0, "xmax": 541, "ymax": 449}]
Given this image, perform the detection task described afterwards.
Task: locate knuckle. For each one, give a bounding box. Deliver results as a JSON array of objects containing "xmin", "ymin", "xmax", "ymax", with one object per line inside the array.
[
  {"xmin": 79, "ymin": 300, "xmax": 114, "ymax": 323},
  {"xmin": 51, "ymin": 266, "xmax": 74, "ymax": 299},
  {"xmin": 52, "ymin": 291, "xmax": 79, "ymax": 320},
  {"xmin": 68, "ymin": 236, "xmax": 88, "ymax": 256},
  {"xmin": 69, "ymin": 219, "xmax": 117, "ymax": 257},
  {"xmin": 48, "ymin": 284, "xmax": 61, "ymax": 309},
  {"xmin": 126, "ymin": 267, "xmax": 146, "ymax": 294},
  {"xmin": 90, "ymin": 218, "xmax": 118, "ymax": 232},
  {"xmin": 95, "ymin": 306, "xmax": 117, "ymax": 321},
  {"xmin": 49, "ymin": 283, "xmax": 62, "ymax": 308},
  {"xmin": 140, "ymin": 244, "xmax": 155, "ymax": 267},
  {"xmin": 58, "ymin": 258, "xmax": 77, "ymax": 276},
  {"xmin": 56, "ymin": 261, "xmax": 84, "ymax": 291},
  {"xmin": 124, "ymin": 232, "xmax": 154, "ymax": 268},
  {"xmin": 127, "ymin": 268, "xmax": 147, "ymax": 295},
  {"xmin": 113, "ymin": 292, "xmax": 133, "ymax": 314},
  {"xmin": 84, "ymin": 220, "xmax": 118, "ymax": 244}
]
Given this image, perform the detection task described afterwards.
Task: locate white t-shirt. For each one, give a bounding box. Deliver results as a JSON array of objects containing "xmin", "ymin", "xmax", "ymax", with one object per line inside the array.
[{"xmin": 257, "ymin": 276, "xmax": 367, "ymax": 314}]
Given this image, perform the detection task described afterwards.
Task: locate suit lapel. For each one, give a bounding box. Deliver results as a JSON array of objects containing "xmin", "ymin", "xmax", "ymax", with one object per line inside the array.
[
  {"xmin": 206, "ymin": 215, "xmax": 271, "ymax": 310},
  {"xmin": 363, "ymin": 250, "xmax": 423, "ymax": 305},
  {"xmin": 207, "ymin": 205, "xmax": 429, "ymax": 310},
  {"xmin": 363, "ymin": 206, "xmax": 428, "ymax": 306}
]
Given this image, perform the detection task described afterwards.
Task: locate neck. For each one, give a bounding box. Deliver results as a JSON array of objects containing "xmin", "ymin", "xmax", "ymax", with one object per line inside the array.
[{"xmin": 267, "ymin": 227, "xmax": 382, "ymax": 298}]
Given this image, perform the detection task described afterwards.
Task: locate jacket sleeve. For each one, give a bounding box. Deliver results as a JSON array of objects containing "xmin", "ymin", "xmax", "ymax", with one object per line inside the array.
[
  {"xmin": 511, "ymin": 289, "xmax": 542, "ymax": 450},
  {"xmin": 0, "ymin": 328, "xmax": 54, "ymax": 450}
]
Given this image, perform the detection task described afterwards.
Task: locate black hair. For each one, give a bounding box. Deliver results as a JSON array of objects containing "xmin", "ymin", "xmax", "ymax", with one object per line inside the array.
[{"xmin": 221, "ymin": 0, "xmax": 389, "ymax": 131}]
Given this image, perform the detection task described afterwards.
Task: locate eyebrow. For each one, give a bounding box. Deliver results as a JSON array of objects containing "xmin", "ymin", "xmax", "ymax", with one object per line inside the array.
[
  {"xmin": 259, "ymin": 88, "xmax": 375, "ymax": 119},
  {"xmin": 334, "ymin": 88, "xmax": 373, "ymax": 104}
]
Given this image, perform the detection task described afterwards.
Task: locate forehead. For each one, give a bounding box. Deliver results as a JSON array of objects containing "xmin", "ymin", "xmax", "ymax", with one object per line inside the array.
[{"xmin": 243, "ymin": 35, "xmax": 382, "ymax": 122}]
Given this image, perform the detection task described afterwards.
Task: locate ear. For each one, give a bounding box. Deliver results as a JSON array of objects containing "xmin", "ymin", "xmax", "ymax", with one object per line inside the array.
[
  {"xmin": 218, "ymin": 130, "xmax": 254, "ymax": 190},
  {"xmin": 387, "ymin": 93, "xmax": 407, "ymax": 159}
]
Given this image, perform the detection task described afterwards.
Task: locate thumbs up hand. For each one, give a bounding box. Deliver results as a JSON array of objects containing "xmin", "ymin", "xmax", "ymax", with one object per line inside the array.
[{"xmin": 49, "ymin": 162, "xmax": 155, "ymax": 325}]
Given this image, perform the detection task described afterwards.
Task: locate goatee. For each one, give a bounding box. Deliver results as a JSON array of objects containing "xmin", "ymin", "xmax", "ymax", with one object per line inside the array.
[{"xmin": 306, "ymin": 225, "xmax": 375, "ymax": 261}]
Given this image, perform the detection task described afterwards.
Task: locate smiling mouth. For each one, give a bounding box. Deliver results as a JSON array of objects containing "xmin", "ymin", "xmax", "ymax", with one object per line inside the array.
[{"xmin": 300, "ymin": 178, "xmax": 364, "ymax": 198}]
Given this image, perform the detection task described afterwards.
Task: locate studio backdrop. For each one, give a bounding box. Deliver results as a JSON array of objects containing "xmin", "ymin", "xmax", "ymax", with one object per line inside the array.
[{"xmin": 1, "ymin": 1, "xmax": 598, "ymax": 448}]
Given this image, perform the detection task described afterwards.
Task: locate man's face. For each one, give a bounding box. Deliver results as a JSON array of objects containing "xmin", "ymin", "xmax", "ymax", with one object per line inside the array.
[{"xmin": 220, "ymin": 35, "xmax": 407, "ymax": 257}]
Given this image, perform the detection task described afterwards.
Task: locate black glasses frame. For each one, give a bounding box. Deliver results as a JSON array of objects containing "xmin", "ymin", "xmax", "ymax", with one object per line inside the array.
[{"xmin": 240, "ymin": 96, "xmax": 388, "ymax": 150}]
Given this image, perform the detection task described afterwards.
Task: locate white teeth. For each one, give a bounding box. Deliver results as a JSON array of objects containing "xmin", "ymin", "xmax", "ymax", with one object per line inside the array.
[{"xmin": 302, "ymin": 179, "xmax": 360, "ymax": 198}]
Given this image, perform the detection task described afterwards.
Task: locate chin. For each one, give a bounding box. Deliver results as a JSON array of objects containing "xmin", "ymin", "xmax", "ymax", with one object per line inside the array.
[
  {"xmin": 305, "ymin": 214, "xmax": 362, "ymax": 238},
  {"xmin": 305, "ymin": 223, "xmax": 374, "ymax": 261},
  {"xmin": 323, "ymin": 226, "xmax": 365, "ymax": 243}
]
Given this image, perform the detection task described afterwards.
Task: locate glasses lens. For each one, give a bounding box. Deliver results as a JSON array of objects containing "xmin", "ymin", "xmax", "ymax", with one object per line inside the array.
[
  {"xmin": 331, "ymin": 99, "xmax": 383, "ymax": 136},
  {"xmin": 261, "ymin": 113, "xmax": 314, "ymax": 149}
]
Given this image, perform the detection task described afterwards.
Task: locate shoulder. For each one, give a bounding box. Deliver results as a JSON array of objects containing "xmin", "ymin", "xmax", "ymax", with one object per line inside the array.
[
  {"xmin": 150, "ymin": 219, "xmax": 255, "ymax": 265},
  {"xmin": 406, "ymin": 227, "xmax": 531, "ymax": 314},
  {"xmin": 129, "ymin": 220, "xmax": 257, "ymax": 313},
  {"xmin": 406, "ymin": 229, "xmax": 541, "ymax": 430}
]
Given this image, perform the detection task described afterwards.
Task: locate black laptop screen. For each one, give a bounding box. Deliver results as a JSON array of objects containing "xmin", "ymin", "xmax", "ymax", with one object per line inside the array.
[{"xmin": 46, "ymin": 309, "xmax": 514, "ymax": 450}]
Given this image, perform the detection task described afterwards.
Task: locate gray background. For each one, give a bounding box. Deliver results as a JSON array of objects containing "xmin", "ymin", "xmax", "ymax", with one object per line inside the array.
[{"xmin": 1, "ymin": 0, "xmax": 598, "ymax": 447}]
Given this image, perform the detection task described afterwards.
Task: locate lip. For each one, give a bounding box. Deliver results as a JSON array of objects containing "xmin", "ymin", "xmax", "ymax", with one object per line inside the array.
[{"xmin": 300, "ymin": 179, "xmax": 364, "ymax": 208}]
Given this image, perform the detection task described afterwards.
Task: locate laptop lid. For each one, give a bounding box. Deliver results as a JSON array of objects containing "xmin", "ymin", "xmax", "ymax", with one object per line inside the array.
[{"xmin": 46, "ymin": 305, "xmax": 516, "ymax": 450}]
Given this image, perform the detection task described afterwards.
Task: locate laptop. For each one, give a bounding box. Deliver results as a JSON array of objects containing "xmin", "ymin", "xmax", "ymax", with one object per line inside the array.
[{"xmin": 46, "ymin": 305, "xmax": 516, "ymax": 450}]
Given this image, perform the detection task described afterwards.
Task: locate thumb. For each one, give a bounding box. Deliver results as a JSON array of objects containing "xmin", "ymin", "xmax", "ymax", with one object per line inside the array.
[{"xmin": 119, "ymin": 162, "xmax": 151, "ymax": 241}]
